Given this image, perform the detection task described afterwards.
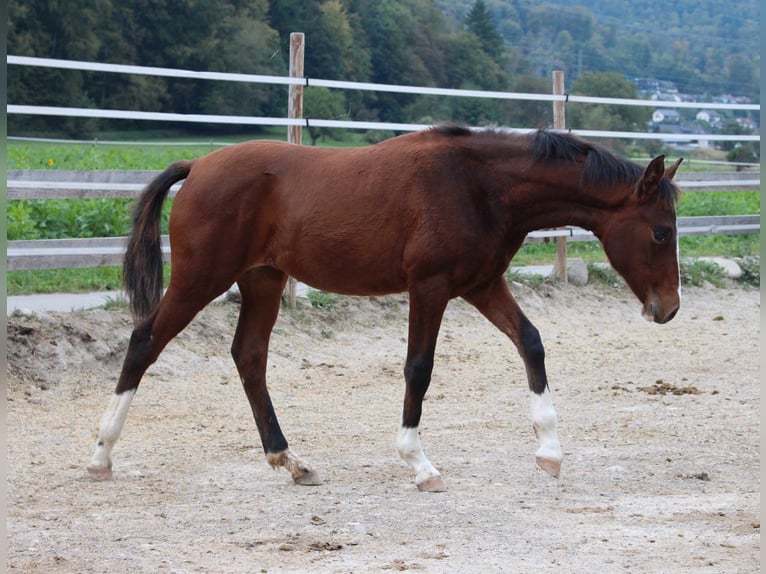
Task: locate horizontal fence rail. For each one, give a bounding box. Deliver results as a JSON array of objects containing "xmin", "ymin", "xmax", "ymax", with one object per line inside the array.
[
  {"xmin": 7, "ymin": 55, "xmax": 760, "ymax": 274},
  {"xmin": 7, "ymin": 104, "xmax": 760, "ymax": 143},
  {"xmin": 7, "ymin": 170, "xmax": 759, "ymax": 271},
  {"xmin": 7, "ymin": 56, "xmax": 761, "ymax": 142},
  {"xmin": 8, "ymin": 236, "xmax": 171, "ymax": 271},
  {"xmin": 8, "ymin": 169, "xmax": 761, "ymax": 200},
  {"xmin": 7, "ymin": 217, "xmax": 759, "ymax": 271},
  {"xmin": 8, "ymin": 56, "xmax": 761, "ymax": 110}
]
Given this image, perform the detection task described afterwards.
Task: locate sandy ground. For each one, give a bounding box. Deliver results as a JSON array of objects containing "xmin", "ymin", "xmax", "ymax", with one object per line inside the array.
[{"xmin": 7, "ymin": 280, "xmax": 760, "ymax": 573}]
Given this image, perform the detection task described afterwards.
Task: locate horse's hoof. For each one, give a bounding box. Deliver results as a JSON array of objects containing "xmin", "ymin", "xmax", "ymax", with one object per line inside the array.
[
  {"xmin": 536, "ymin": 455, "xmax": 561, "ymax": 478},
  {"xmin": 292, "ymin": 468, "xmax": 322, "ymax": 486},
  {"xmin": 86, "ymin": 464, "xmax": 113, "ymax": 481},
  {"xmin": 416, "ymin": 475, "xmax": 447, "ymax": 492}
]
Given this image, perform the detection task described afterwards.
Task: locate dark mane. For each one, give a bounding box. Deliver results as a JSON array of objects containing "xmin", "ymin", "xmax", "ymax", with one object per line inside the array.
[
  {"xmin": 530, "ymin": 129, "xmax": 641, "ymax": 185},
  {"xmin": 431, "ymin": 125, "xmax": 680, "ymax": 206},
  {"xmin": 430, "ymin": 123, "xmax": 472, "ymax": 137},
  {"xmin": 531, "ymin": 130, "xmax": 681, "ymax": 206}
]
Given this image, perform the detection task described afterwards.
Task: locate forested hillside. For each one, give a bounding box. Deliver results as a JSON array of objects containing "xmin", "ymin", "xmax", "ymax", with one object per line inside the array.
[
  {"xmin": 7, "ymin": 0, "xmax": 759, "ymax": 139},
  {"xmin": 436, "ymin": 0, "xmax": 759, "ymax": 98}
]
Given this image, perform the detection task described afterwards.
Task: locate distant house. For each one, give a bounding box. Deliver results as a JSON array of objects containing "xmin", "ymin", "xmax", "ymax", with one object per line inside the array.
[
  {"xmin": 736, "ymin": 117, "xmax": 758, "ymax": 130},
  {"xmin": 652, "ymin": 109, "xmax": 680, "ymax": 123},
  {"xmin": 651, "ymin": 92, "xmax": 681, "ymax": 103},
  {"xmin": 650, "ymin": 123, "xmax": 710, "ymax": 148},
  {"xmin": 632, "ymin": 78, "xmax": 679, "ymax": 97},
  {"xmin": 696, "ymin": 110, "xmax": 722, "ymax": 126}
]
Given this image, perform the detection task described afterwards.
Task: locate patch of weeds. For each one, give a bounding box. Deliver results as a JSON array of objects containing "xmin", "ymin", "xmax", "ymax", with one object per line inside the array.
[
  {"xmin": 680, "ymin": 259, "xmax": 727, "ymax": 287},
  {"xmin": 735, "ymin": 255, "xmax": 760, "ymax": 287},
  {"xmin": 101, "ymin": 293, "xmax": 129, "ymax": 310},
  {"xmin": 378, "ymin": 296, "xmax": 407, "ymax": 322},
  {"xmin": 587, "ymin": 264, "xmax": 624, "ymax": 289},
  {"xmin": 505, "ymin": 268, "xmax": 548, "ymax": 288},
  {"xmin": 307, "ymin": 290, "xmax": 339, "ymax": 309}
]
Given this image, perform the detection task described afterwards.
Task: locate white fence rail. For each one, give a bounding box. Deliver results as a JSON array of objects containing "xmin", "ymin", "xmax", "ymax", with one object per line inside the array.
[
  {"xmin": 7, "ymin": 55, "xmax": 761, "ymax": 142},
  {"xmin": 7, "ymin": 169, "xmax": 760, "ymax": 200},
  {"xmin": 7, "ymin": 55, "xmax": 760, "ymax": 272}
]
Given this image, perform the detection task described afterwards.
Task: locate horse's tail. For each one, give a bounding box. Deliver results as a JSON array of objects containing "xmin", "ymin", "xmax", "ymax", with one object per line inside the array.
[{"xmin": 124, "ymin": 160, "xmax": 193, "ymax": 321}]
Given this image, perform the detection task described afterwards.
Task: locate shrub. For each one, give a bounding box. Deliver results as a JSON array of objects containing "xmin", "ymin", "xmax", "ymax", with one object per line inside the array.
[
  {"xmin": 307, "ymin": 290, "xmax": 338, "ymax": 309},
  {"xmin": 586, "ymin": 263, "xmax": 623, "ymax": 288},
  {"xmin": 680, "ymin": 259, "xmax": 727, "ymax": 287},
  {"xmin": 736, "ymin": 256, "xmax": 760, "ymax": 287}
]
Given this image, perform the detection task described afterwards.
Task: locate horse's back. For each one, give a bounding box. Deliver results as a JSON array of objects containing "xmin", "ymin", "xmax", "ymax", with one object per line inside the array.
[{"xmin": 166, "ymin": 133, "xmax": 504, "ymax": 296}]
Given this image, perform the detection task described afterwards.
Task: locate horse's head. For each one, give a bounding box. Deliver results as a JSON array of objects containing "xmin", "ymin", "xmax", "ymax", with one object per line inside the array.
[{"xmin": 599, "ymin": 155, "xmax": 683, "ymax": 324}]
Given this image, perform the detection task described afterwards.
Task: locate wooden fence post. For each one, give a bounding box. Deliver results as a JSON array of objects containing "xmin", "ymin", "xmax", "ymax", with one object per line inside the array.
[
  {"xmin": 551, "ymin": 70, "xmax": 568, "ymax": 283},
  {"xmin": 284, "ymin": 32, "xmax": 305, "ymax": 307}
]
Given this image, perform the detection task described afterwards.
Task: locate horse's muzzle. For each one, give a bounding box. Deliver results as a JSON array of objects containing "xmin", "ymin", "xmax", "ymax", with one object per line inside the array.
[
  {"xmin": 642, "ymin": 300, "xmax": 680, "ymax": 324},
  {"xmin": 657, "ymin": 306, "xmax": 679, "ymax": 324}
]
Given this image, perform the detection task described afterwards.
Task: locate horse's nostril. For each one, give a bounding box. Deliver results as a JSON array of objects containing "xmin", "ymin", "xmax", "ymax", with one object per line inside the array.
[{"xmin": 657, "ymin": 306, "xmax": 679, "ymax": 324}]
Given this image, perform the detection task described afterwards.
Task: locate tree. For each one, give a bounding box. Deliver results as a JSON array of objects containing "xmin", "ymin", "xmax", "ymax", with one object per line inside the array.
[
  {"xmin": 200, "ymin": 17, "xmax": 284, "ymax": 121},
  {"xmin": 716, "ymin": 120, "xmax": 750, "ymax": 152},
  {"xmin": 726, "ymin": 53, "xmax": 757, "ymax": 97},
  {"xmin": 441, "ymin": 31, "xmax": 508, "ymax": 91},
  {"xmin": 500, "ymin": 74, "xmax": 551, "ymax": 129},
  {"xmin": 567, "ymin": 72, "xmax": 647, "ymax": 153},
  {"xmin": 349, "ymin": 0, "xmax": 444, "ymax": 122},
  {"xmin": 8, "ymin": 0, "xmax": 109, "ymax": 135},
  {"xmin": 726, "ymin": 144, "xmax": 759, "ymax": 169},
  {"xmin": 464, "ymin": 0, "xmax": 505, "ymax": 63},
  {"xmin": 303, "ymin": 87, "xmax": 347, "ymax": 145}
]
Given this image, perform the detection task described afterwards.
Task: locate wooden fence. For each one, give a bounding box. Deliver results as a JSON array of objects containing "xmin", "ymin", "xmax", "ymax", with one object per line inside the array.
[
  {"xmin": 6, "ymin": 169, "xmax": 760, "ymax": 271},
  {"xmin": 7, "ymin": 45, "xmax": 761, "ymax": 275}
]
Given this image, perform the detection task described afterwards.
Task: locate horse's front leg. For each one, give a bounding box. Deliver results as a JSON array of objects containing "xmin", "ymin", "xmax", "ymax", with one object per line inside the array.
[
  {"xmin": 464, "ymin": 277, "xmax": 563, "ymax": 478},
  {"xmin": 398, "ymin": 282, "xmax": 450, "ymax": 492}
]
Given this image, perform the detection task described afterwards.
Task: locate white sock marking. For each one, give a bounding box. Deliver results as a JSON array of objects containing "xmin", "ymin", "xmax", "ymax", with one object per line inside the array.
[
  {"xmin": 397, "ymin": 426, "xmax": 441, "ymax": 486},
  {"xmin": 89, "ymin": 389, "xmax": 136, "ymax": 472},
  {"xmin": 530, "ymin": 388, "xmax": 563, "ymax": 470}
]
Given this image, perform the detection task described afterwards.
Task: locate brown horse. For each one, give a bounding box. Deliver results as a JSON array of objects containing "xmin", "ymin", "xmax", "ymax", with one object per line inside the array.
[{"xmin": 87, "ymin": 125, "xmax": 682, "ymax": 491}]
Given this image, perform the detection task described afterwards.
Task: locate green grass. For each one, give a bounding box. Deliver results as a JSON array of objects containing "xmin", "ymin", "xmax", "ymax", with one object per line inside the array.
[
  {"xmin": 6, "ymin": 137, "xmax": 761, "ymax": 294},
  {"xmin": 679, "ymin": 190, "xmax": 759, "ymax": 216},
  {"xmin": 8, "ymin": 267, "xmax": 124, "ymax": 295},
  {"xmin": 512, "ymin": 189, "xmax": 759, "ymax": 265},
  {"xmin": 7, "ymin": 265, "xmax": 172, "ymax": 296},
  {"xmin": 8, "ymin": 141, "xmax": 216, "ymax": 171},
  {"xmin": 6, "ymin": 128, "xmax": 364, "ymax": 171}
]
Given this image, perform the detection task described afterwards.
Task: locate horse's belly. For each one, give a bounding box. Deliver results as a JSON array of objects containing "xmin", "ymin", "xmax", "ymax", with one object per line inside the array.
[{"xmin": 284, "ymin": 255, "xmax": 407, "ymax": 296}]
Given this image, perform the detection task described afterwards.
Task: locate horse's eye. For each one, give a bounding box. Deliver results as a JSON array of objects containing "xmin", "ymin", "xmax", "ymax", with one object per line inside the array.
[{"xmin": 652, "ymin": 227, "xmax": 672, "ymax": 244}]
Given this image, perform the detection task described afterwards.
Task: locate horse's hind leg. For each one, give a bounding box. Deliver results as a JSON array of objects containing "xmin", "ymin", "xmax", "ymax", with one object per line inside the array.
[
  {"xmin": 232, "ymin": 267, "xmax": 320, "ymax": 486},
  {"xmin": 463, "ymin": 277, "xmax": 563, "ymax": 478},
  {"xmin": 87, "ymin": 287, "xmax": 217, "ymax": 480}
]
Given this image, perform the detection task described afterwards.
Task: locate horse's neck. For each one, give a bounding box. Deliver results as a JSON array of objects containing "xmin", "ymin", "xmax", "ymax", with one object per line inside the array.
[{"xmin": 502, "ymin": 168, "xmax": 630, "ymax": 237}]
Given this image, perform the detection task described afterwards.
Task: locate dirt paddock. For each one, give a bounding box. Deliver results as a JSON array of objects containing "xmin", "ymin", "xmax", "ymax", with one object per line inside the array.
[{"xmin": 7, "ymin": 281, "xmax": 760, "ymax": 573}]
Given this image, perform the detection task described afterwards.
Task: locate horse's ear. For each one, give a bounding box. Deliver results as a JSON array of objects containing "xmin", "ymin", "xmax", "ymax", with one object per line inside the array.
[
  {"xmin": 664, "ymin": 157, "xmax": 683, "ymax": 181},
  {"xmin": 636, "ymin": 155, "xmax": 665, "ymax": 200}
]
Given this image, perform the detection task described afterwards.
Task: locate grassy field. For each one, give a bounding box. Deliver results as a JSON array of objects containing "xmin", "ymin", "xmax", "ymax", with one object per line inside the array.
[{"xmin": 7, "ymin": 137, "xmax": 760, "ymax": 294}]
